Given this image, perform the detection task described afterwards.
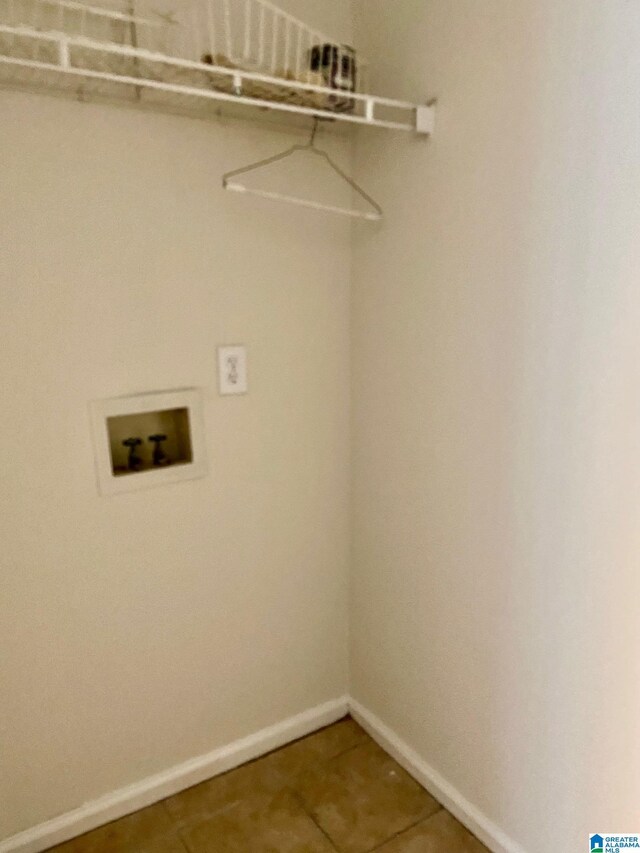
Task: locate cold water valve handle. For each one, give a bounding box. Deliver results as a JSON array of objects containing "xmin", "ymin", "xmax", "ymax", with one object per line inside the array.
[
  {"xmin": 122, "ymin": 437, "xmax": 143, "ymax": 471},
  {"xmin": 148, "ymin": 434, "xmax": 169, "ymax": 467}
]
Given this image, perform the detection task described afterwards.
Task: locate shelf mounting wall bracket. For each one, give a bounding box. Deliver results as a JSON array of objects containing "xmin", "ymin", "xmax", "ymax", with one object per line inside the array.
[{"xmin": 416, "ymin": 103, "xmax": 436, "ymax": 137}]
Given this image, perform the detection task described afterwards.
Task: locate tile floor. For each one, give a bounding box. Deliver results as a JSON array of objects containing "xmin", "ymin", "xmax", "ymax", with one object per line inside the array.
[{"xmin": 47, "ymin": 718, "xmax": 489, "ymax": 853}]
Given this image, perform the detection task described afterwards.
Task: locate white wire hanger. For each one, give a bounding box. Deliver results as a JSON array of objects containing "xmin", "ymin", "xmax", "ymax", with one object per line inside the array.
[{"xmin": 222, "ymin": 120, "xmax": 383, "ymax": 222}]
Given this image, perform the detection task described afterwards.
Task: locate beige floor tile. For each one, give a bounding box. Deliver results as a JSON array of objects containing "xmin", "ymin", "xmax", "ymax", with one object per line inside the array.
[
  {"xmin": 163, "ymin": 718, "xmax": 368, "ymax": 829},
  {"xmin": 179, "ymin": 790, "xmax": 336, "ymax": 853},
  {"xmin": 266, "ymin": 718, "xmax": 370, "ymax": 786},
  {"xmin": 163, "ymin": 756, "xmax": 285, "ymax": 829},
  {"xmin": 374, "ymin": 810, "xmax": 490, "ymax": 852},
  {"xmin": 297, "ymin": 741, "xmax": 441, "ymax": 853},
  {"xmin": 46, "ymin": 804, "xmax": 183, "ymax": 853}
]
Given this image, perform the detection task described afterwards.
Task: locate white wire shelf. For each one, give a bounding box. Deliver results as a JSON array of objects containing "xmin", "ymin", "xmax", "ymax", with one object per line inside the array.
[{"xmin": 0, "ymin": 0, "xmax": 435, "ymax": 134}]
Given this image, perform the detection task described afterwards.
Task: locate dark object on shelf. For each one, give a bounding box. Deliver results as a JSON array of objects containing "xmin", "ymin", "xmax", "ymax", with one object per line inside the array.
[
  {"xmin": 122, "ymin": 437, "xmax": 143, "ymax": 471},
  {"xmin": 148, "ymin": 434, "xmax": 170, "ymax": 467},
  {"xmin": 309, "ymin": 43, "xmax": 357, "ymax": 112}
]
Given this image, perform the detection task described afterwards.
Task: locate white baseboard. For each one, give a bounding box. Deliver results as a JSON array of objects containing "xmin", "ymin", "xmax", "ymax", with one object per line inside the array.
[
  {"xmin": 348, "ymin": 698, "xmax": 527, "ymax": 853},
  {"xmin": 0, "ymin": 696, "xmax": 349, "ymax": 853},
  {"xmin": 2, "ymin": 695, "xmax": 526, "ymax": 853}
]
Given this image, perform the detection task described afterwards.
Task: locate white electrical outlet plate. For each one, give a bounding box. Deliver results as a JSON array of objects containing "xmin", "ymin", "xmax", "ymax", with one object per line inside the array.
[{"xmin": 218, "ymin": 345, "xmax": 248, "ymax": 395}]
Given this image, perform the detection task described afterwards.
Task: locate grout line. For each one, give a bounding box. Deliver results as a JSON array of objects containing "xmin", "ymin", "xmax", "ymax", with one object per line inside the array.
[
  {"xmin": 151, "ymin": 801, "xmax": 194, "ymax": 853},
  {"xmin": 289, "ymin": 789, "xmax": 341, "ymax": 852},
  {"xmin": 364, "ymin": 806, "xmax": 445, "ymax": 853},
  {"xmin": 326, "ymin": 738, "xmax": 370, "ymax": 763},
  {"xmin": 175, "ymin": 832, "xmax": 192, "ymax": 853},
  {"xmin": 178, "ymin": 834, "xmax": 193, "ymax": 853}
]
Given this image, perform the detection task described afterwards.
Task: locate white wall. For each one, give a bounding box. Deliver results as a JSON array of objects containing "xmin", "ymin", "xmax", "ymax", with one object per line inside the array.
[
  {"xmin": 4, "ymin": 2, "xmax": 640, "ymax": 848},
  {"xmin": 350, "ymin": 1, "xmax": 640, "ymax": 851},
  {"xmin": 0, "ymin": 87, "xmax": 351, "ymax": 837},
  {"xmin": 274, "ymin": 0, "xmax": 352, "ymax": 43}
]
